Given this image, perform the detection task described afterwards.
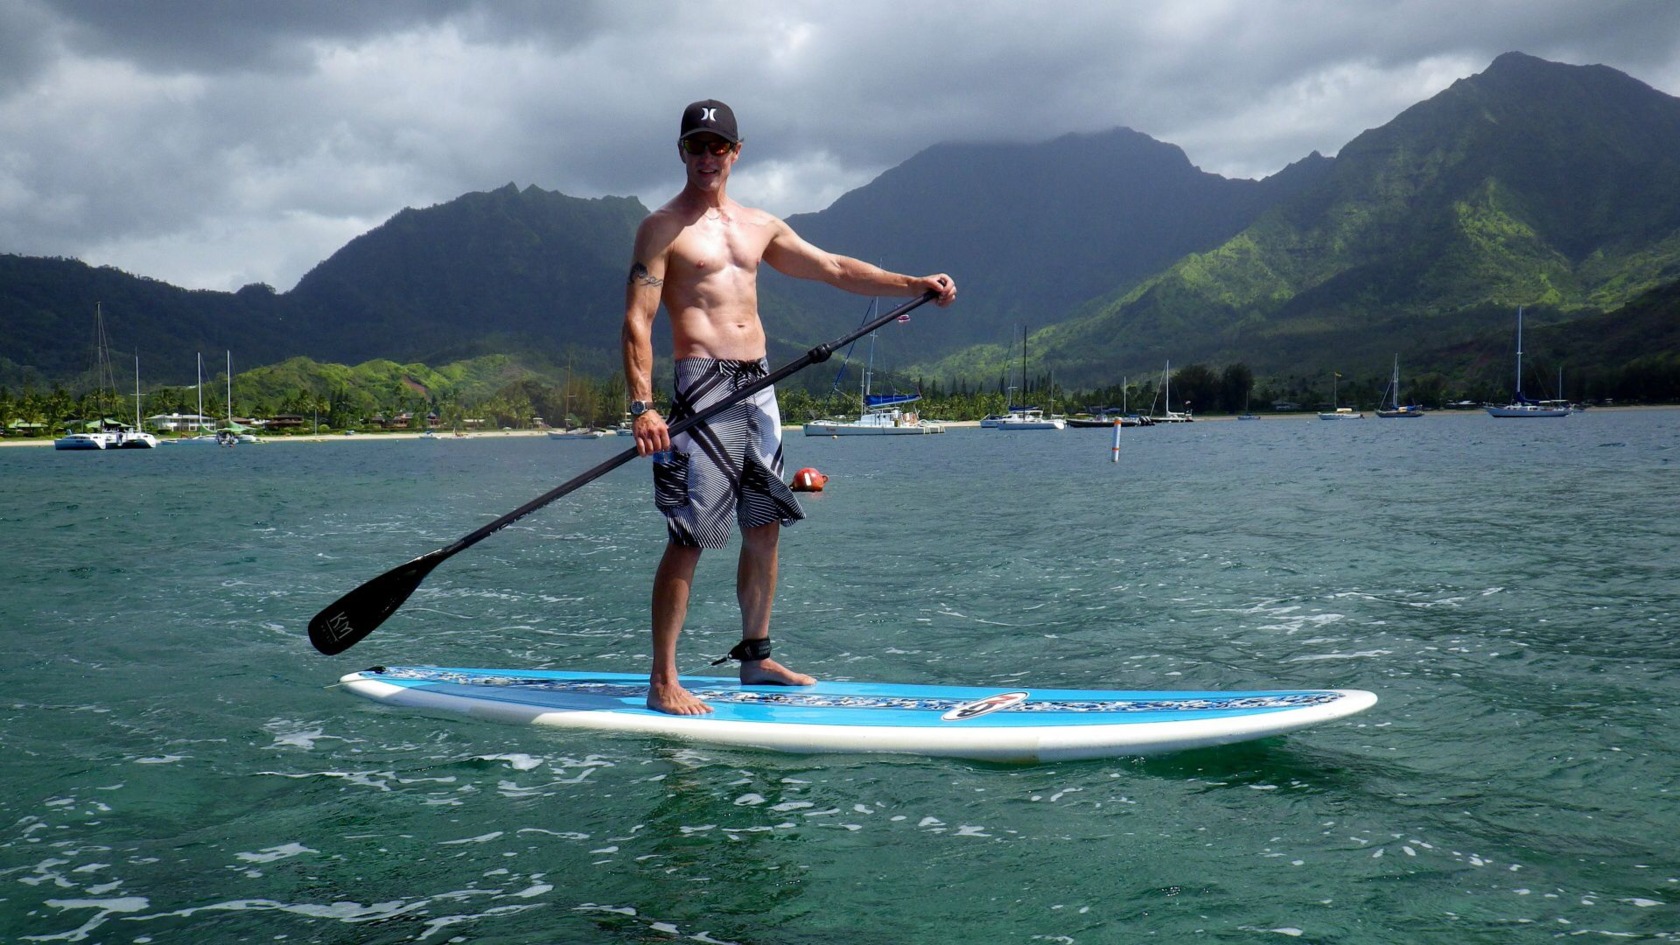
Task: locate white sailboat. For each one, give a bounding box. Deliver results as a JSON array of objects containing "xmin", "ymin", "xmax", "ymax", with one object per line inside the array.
[
  {"xmin": 1375, "ymin": 356, "xmax": 1423, "ymax": 419},
  {"xmin": 1487, "ymin": 307, "xmax": 1568, "ymax": 418},
  {"xmin": 990, "ymin": 325, "xmax": 1064, "ymax": 431},
  {"xmin": 548, "ymin": 358, "xmax": 609, "ymax": 438},
  {"xmin": 113, "ymin": 352, "xmax": 160, "ymax": 447},
  {"xmin": 1318, "ymin": 371, "xmax": 1363, "ymax": 419},
  {"xmin": 1152, "ymin": 361, "xmax": 1193, "ymax": 422},
  {"xmin": 805, "ymin": 299, "xmax": 946, "ymax": 435},
  {"xmin": 809, "ymin": 297, "xmax": 947, "ymax": 433},
  {"xmin": 173, "ymin": 354, "xmax": 224, "ymax": 444}
]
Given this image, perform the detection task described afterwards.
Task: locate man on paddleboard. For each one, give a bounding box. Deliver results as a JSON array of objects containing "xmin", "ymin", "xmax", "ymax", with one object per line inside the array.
[{"xmin": 624, "ymin": 99, "xmax": 956, "ymax": 715}]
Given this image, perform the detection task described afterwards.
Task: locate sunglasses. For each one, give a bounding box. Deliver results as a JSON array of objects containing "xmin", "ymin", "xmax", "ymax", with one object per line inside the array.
[{"xmin": 680, "ymin": 138, "xmax": 738, "ymax": 156}]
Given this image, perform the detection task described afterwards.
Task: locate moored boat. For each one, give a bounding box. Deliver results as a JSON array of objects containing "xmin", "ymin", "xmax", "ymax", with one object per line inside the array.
[
  {"xmin": 1376, "ymin": 356, "xmax": 1424, "ymax": 418},
  {"xmin": 1487, "ymin": 307, "xmax": 1568, "ymax": 418},
  {"xmin": 1318, "ymin": 371, "xmax": 1363, "ymax": 419}
]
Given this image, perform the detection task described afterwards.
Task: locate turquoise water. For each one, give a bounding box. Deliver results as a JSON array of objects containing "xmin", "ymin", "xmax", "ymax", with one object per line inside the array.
[{"xmin": 2, "ymin": 411, "xmax": 1677, "ymax": 942}]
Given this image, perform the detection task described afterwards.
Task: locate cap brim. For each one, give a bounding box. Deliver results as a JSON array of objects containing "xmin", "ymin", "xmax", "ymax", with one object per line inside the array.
[{"xmin": 679, "ymin": 129, "xmax": 739, "ymax": 143}]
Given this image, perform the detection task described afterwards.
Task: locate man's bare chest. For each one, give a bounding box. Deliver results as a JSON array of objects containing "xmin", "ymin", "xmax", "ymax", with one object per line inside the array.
[{"xmin": 668, "ymin": 218, "xmax": 772, "ymax": 279}]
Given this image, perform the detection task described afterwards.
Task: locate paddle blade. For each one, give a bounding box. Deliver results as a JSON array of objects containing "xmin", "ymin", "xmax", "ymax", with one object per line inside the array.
[{"xmin": 308, "ymin": 550, "xmax": 448, "ymax": 655}]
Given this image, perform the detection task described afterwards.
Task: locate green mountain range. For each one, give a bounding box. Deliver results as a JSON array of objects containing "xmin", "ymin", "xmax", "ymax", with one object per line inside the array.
[
  {"xmin": 2, "ymin": 52, "xmax": 1677, "ymax": 401},
  {"xmin": 976, "ymin": 52, "xmax": 1680, "ymax": 386}
]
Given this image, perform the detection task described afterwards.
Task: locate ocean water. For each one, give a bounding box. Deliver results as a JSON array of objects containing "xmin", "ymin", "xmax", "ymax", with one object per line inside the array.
[{"xmin": 2, "ymin": 410, "xmax": 1677, "ymax": 943}]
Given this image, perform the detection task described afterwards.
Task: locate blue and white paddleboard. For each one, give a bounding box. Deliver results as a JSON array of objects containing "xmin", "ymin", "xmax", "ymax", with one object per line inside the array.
[{"xmin": 339, "ymin": 667, "xmax": 1376, "ymax": 762}]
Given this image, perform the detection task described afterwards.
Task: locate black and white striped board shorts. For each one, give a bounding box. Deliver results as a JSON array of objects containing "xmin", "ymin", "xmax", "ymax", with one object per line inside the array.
[{"xmin": 652, "ymin": 358, "xmax": 806, "ymax": 548}]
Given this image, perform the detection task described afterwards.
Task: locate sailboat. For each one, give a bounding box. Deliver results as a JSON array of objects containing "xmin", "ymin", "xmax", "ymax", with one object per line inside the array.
[
  {"xmin": 55, "ymin": 303, "xmax": 125, "ymax": 450},
  {"xmin": 1237, "ymin": 387, "xmax": 1261, "ymax": 420},
  {"xmin": 173, "ymin": 354, "xmax": 222, "ymax": 443},
  {"xmin": 548, "ymin": 358, "xmax": 609, "ymax": 439},
  {"xmin": 1375, "ymin": 356, "xmax": 1423, "ymax": 418},
  {"xmin": 1068, "ymin": 376, "xmax": 1155, "ymax": 427},
  {"xmin": 113, "ymin": 352, "xmax": 160, "ymax": 447},
  {"xmin": 1486, "ymin": 307, "xmax": 1568, "ymax": 418},
  {"xmin": 1318, "ymin": 371, "xmax": 1363, "ymax": 419},
  {"xmin": 991, "ymin": 326, "xmax": 1064, "ymax": 430},
  {"xmin": 805, "ymin": 298, "xmax": 946, "ymax": 435},
  {"xmin": 1151, "ymin": 361, "xmax": 1193, "ymax": 422}
]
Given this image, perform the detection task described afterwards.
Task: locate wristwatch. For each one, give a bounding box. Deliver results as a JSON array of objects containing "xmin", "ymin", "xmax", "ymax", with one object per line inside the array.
[{"xmin": 630, "ymin": 400, "xmax": 651, "ymax": 417}]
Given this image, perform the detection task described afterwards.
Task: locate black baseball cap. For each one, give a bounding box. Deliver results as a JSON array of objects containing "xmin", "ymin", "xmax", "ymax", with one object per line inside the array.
[{"xmin": 679, "ymin": 99, "xmax": 739, "ymax": 143}]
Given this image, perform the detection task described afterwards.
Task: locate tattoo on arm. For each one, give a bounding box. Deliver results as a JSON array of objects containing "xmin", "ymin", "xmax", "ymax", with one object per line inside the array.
[{"xmin": 628, "ymin": 262, "xmax": 663, "ymax": 288}]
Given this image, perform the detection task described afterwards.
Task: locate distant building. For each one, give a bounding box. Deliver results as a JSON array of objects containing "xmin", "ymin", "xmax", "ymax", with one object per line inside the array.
[
  {"xmin": 266, "ymin": 414, "xmax": 307, "ymax": 430},
  {"xmin": 1272, "ymin": 401, "xmax": 1301, "ymax": 412},
  {"xmin": 146, "ymin": 413, "xmax": 216, "ymax": 431}
]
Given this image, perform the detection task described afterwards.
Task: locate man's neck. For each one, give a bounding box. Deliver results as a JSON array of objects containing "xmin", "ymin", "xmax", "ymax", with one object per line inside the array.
[{"xmin": 678, "ymin": 183, "xmax": 729, "ymax": 212}]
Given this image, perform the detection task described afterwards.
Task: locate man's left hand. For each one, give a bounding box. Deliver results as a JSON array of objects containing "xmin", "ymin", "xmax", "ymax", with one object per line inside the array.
[{"xmin": 916, "ymin": 273, "xmax": 957, "ymax": 307}]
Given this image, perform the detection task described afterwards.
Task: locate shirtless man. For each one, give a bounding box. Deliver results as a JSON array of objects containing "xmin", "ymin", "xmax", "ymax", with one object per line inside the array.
[{"xmin": 623, "ymin": 99, "xmax": 957, "ymax": 715}]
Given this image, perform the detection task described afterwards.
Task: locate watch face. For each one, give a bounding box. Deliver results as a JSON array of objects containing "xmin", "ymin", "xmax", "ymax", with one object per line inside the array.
[{"xmin": 631, "ymin": 400, "xmax": 648, "ymax": 416}]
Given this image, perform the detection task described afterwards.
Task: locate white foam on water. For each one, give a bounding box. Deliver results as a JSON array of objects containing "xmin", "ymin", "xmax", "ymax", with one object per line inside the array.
[
  {"xmin": 516, "ymin": 828, "xmax": 590, "ymax": 840},
  {"xmin": 476, "ymin": 753, "xmax": 544, "ymax": 771},
  {"xmin": 234, "ymin": 843, "xmax": 316, "ymax": 864},
  {"xmin": 440, "ymin": 831, "xmax": 504, "ymax": 845},
  {"xmin": 264, "ymin": 720, "xmax": 354, "ymax": 750},
  {"xmin": 416, "ymin": 904, "xmax": 541, "ymax": 943},
  {"xmin": 41, "ymin": 896, "xmax": 149, "ymax": 911},
  {"xmin": 1285, "ymin": 649, "xmax": 1392, "ymax": 662}
]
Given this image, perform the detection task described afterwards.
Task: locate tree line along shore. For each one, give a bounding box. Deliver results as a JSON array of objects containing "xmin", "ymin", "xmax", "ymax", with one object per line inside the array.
[{"xmin": 3, "ymin": 353, "xmax": 1673, "ymax": 443}]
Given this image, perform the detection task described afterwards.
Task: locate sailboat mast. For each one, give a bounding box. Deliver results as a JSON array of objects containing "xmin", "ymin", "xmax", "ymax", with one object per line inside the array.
[
  {"xmin": 1515, "ymin": 306, "xmax": 1524, "ymax": 398},
  {"xmin": 226, "ymin": 351, "xmax": 233, "ymax": 427},
  {"xmin": 196, "ymin": 353, "xmax": 204, "ymax": 432},
  {"xmin": 134, "ymin": 352, "xmax": 141, "ymax": 430},
  {"xmin": 1021, "ymin": 325, "xmax": 1028, "ymax": 406}
]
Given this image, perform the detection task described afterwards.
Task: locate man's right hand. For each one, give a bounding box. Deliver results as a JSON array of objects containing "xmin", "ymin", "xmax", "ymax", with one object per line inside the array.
[{"xmin": 633, "ymin": 410, "xmax": 670, "ymax": 457}]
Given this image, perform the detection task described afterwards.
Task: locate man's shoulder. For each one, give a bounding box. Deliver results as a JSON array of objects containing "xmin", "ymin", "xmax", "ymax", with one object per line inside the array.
[
  {"xmin": 735, "ymin": 205, "xmax": 781, "ymax": 229},
  {"xmin": 636, "ymin": 205, "xmax": 687, "ymax": 246}
]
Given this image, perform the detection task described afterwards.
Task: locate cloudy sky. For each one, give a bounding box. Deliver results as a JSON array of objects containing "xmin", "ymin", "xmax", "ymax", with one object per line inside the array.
[{"xmin": 3, "ymin": 1, "xmax": 1678, "ymax": 292}]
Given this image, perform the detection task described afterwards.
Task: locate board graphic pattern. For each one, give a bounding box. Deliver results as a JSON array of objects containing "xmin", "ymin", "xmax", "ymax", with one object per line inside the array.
[{"xmin": 372, "ymin": 667, "xmax": 1341, "ymax": 715}]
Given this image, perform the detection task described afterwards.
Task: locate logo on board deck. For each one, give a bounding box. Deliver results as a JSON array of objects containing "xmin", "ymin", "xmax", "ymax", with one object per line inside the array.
[{"xmin": 941, "ymin": 691, "xmax": 1030, "ymax": 721}]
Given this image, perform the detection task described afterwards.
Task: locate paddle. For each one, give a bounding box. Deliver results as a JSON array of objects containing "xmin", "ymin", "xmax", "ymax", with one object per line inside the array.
[{"xmin": 308, "ymin": 289, "xmax": 940, "ymax": 655}]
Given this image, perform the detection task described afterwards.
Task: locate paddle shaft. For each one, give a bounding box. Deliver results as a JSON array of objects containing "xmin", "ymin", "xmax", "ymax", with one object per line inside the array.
[
  {"xmin": 440, "ymin": 289, "xmax": 936, "ymax": 557},
  {"xmin": 308, "ymin": 290, "xmax": 936, "ymax": 655}
]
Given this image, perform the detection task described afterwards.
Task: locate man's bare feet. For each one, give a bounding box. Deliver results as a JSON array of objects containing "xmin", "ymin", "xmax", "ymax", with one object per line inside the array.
[
  {"xmin": 647, "ymin": 681, "xmax": 713, "ymax": 715},
  {"xmin": 740, "ymin": 658, "xmax": 816, "ymax": 687}
]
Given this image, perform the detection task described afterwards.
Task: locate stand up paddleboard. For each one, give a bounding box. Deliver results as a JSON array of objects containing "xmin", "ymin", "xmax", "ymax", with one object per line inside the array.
[{"xmin": 339, "ymin": 667, "xmax": 1376, "ymax": 763}]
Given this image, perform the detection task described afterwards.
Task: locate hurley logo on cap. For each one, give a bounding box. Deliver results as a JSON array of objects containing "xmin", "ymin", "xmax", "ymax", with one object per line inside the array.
[{"xmin": 680, "ymin": 99, "xmax": 739, "ymax": 143}]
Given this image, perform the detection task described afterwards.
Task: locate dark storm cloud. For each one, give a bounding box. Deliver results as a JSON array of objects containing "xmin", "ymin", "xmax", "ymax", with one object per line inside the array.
[{"xmin": 1, "ymin": 1, "xmax": 1678, "ymax": 290}]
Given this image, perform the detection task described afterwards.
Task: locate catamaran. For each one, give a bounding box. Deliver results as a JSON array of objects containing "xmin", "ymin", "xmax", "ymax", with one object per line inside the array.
[
  {"xmin": 113, "ymin": 352, "xmax": 160, "ymax": 447},
  {"xmin": 1487, "ymin": 307, "xmax": 1568, "ymax": 418},
  {"xmin": 54, "ymin": 303, "xmax": 125, "ymax": 450}
]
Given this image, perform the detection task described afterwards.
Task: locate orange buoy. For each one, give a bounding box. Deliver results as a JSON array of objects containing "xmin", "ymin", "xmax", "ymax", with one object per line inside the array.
[{"xmin": 790, "ymin": 467, "xmax": 828, "ymax": 492}]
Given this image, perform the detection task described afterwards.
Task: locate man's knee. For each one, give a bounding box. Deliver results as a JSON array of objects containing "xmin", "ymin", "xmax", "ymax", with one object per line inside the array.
[
  {"xmin": 660, "ymin": 542, "xmax": 704, "ymax": 570},
  {"xmin": 741, "ymin": 523, "xmax": 780, "ymax": 554}
]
